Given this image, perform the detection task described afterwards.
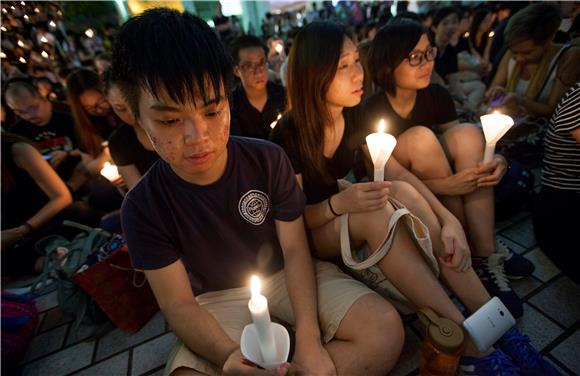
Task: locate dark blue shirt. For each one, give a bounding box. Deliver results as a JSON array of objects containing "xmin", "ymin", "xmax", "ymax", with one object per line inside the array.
[{"xmin": 122, "ymin": 137, "xmax": 305, "ymax": 294}]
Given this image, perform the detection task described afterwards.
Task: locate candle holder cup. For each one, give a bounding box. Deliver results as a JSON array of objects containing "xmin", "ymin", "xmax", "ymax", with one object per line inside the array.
[{"xmin": 240, "ymin": 322, "xmax": 290, "ymax": 370}]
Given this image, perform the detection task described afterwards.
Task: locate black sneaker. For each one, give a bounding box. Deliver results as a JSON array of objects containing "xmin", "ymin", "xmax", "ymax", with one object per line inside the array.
[
  {"xmin": 473, "ymin": 253, "xmax": 523, "ymax": 319},
  {"xmin": 497, "ymin": 239, "xmax": 535, "ymax": 279}
]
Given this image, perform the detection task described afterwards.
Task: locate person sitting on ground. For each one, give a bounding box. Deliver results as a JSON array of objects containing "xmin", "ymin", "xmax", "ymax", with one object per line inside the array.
[
  {"xmin": 363, "ymin": 18, "xmax": 535, "ymax": 320},
  {"xmin": 66, "ymin": 68, "xmax": 124, "ymax": 214},
  {"xmin": 112, "ymin": 8, "xmax": 405, "ymax": 375},
  {"xmin": 486, "ymin": 2, "xmax": 580, "ymax": 165},
  {"xmin": 1, "ymin": 133, "xmax": 98, "ymax": 278},
  {"xmin": 5, "ymin": 77, "xmax": 86, "ymax": 192},
  {"xmin": 487, "ymin": 2, "xmax": 580, "ymax": 119},
  {"xmin": 103, "ymin": 69, "xmax": 159, "ymax": 190},
  {"xmin": 533, "ymin": 81, "xmax": 580, "ymax": 285},
  {"xmin": 229, "ymin": 35, "xmax": 286, "ymax": 140},
  {"xmin": 270, "ymin": 20, "xmax": 558, "ymax": 376},
  {"xmin": 431, "ymin": 7, "xmax": 487, "ymax": 114}
]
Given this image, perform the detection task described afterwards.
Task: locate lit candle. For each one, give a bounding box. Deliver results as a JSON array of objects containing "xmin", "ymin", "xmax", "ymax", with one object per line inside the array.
[
  {"xmin": 49, "ymin": 20, "xmax": 56, "ymax": 28},
  {"xmin": 85, "ymin": 28, "xmax": 94, "ymax": 38},
  {"xmin": 19, "ymin": 56, "xmax": 26, "ymax": 64},
  {"xmin": 100, "ymin": 161, "xmax": 121, "ymax": 182},
  {"xmin": 269, "ymin": 113, "xmax": 282, "ymax": 129},
  {"xmin": 274, "ymin": 43, "xmax": 283, "ymax": 54},
  {"xmin": 41, "ymin": 50, "xmax": 48, "ymax": 59},
  {"xmin": 480, "ymin": 112, "xmax": 514, "ymax": 163},
  {"xmin": 248, "ymin": 275, "xmax": 277, "ymax": 364},
  {"xmin": 366, "ymin": 119, "xmax": 397, "ymax": 181},
  {"xmin": 17, "ymin": 40, "xmax": 24, "ymax": 48},
  {"xmin": 40, "ymin": 36, "xmax": 48, "ymax": 43}
]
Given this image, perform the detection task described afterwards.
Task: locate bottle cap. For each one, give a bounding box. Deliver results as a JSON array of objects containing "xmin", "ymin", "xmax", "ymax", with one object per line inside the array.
[{"xmin": 418, "ymin": 308, "xmax": 465, "ymax": 353}]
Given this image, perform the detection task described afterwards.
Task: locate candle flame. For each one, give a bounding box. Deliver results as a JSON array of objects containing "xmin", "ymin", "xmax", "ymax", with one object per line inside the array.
[
  {"xmin": 19, "ymin": 57, "xmax": 26, "ymax": 64},
  {"xmin": 378, "ymin": 119, "xmax": 385, "ymax": 133},
  {"xmin": 40, "ymin": 36, "xmax": 48, "ymax": 43},
  {"xmin": 41, "ymin": 50, "xmax": 48, "ymax": 59},
  {"xmin": 488, "ymin": 31, "xmax": 495, "ymax": 38},
  {"xmin": 250, "ymin": 275, "xmax": 261, "ymax": 297},
  {"xmin": 49, "ymin": 20, "xmax": 56, "ymax": 28}
]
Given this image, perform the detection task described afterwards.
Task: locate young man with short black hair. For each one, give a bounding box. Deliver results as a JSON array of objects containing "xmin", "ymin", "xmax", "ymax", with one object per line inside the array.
[
  {"xmin": 229, "ymin": 35, "xmax": 286, "ymax": 140},
  {"xmin": 112, "ymin": 8, "xmax": 403, "ymax": 376}
]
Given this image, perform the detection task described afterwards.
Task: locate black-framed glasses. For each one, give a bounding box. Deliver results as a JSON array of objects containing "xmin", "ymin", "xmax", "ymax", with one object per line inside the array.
[
  {"xmin": 239, "ymin": 60, "xmax": 267, "ymax": 74},
  {"xmin": 407, "ymin": 46, "xmax": 438, "ymax": 67}
]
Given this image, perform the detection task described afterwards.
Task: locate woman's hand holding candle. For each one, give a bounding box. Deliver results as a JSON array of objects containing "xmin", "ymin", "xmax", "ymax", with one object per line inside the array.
[{"xmin": 366, "ymin": 119, "xmax": 397, "ymax": 182}]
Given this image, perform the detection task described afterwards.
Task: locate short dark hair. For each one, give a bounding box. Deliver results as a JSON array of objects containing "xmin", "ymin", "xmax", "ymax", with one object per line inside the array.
[
  {"xmin": 432, "ymin": 6, "xmax": 461, "ymax": 27},
  {"xmin": 505, "ymin": 3, "xmax": 561, "ymax": 47},
  {"xmin": 229, "ymin": 35, "xmax": 268, "ymax": 65},
  {"xmin": 368, "ymin": 19, "xmax": 428, "ymax": 95},
  {"xmin": 4, "ymin": 76, "xmax": 40, "ymax": 101},
  {"xmin": 111, "ymin": 8, "xmax": 233, "ymax": 118}
]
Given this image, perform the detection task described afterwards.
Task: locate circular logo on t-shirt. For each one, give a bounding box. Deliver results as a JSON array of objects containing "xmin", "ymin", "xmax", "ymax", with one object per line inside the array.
[{"xmin": 239, "ymin": 190, "xmax": 270, "ymax": 225}]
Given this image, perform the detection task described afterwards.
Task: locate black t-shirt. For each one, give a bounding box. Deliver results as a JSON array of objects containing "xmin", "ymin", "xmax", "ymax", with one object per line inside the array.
[
  {"xmin": 230, "ymin": 82, "xmax": 287, "ymax": 140},
  {"xmin": 108, "ymin": 123, "xmax": 159, "ymax": 175},
  {"xmin": 270, "ymin": 106, "xmax": 368, "ymax": 204},
  {"xmin": 362, "ymin": 84, "xmax": 457, "ymax": 137},
  {"xmin": 122, "ymin": 136, "xmax": 306, "ymax": 294},
  {"xmin": 435, "ymin": 42, "xmax": 466, "ymax": 79},
  {"xmin": 1, "ymin": 140, "xmax": 48, "ymax": 230},
  {"xmin": 9, "ymin": 110, "xmax": 80, "ymax": 180}
]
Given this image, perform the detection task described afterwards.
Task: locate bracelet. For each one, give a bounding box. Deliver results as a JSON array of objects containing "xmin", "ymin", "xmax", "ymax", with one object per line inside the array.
[{"xmin": 328, "ymin": 196, "xmax": 340, "ymax": 217}]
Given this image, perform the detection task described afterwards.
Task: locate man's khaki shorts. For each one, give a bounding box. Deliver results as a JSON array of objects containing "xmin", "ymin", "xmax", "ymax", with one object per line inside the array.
[{"xmin": 164, "ymin": 260, "xmax": 375, "ymax": 375}]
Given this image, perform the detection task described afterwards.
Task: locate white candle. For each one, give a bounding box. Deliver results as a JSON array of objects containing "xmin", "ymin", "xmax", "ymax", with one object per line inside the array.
[
  {"xmin": 100, "ymin": 161, "xmax": 121, "ymax": 182},
  {"xmin": 248, "ymin": 275, "xmax": 277, "ymax": 364},
  {"xmin": 366, "ymin": 119, "xmax": 397, "ymax": 181},
  {"xmin": 480, "ymin": 112, "xmax": 514, "ymax": 163},
  {"xmin": 269, "ymin": 113, "xmax": 282, "ymax": 129}
]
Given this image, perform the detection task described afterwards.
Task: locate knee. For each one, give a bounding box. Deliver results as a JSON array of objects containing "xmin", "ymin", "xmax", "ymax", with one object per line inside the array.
[
  {"xmin": 400, "ymin": 126, "xmax": 439, "ymax": 150},
  {"xmin": 450, "ymin": 124, "xmax": 485, "ymax": 153},
  {"xmin": 390, "ymin": 180, "xmax": 422, "ymax": 205},
  {"xmin": 362, "ymin": 301, "xmax": 405, "ymax": 373}
]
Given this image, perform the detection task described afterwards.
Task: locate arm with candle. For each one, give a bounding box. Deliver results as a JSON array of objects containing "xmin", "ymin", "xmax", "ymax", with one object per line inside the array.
[
  {"xmin": 80, "ymin": 146, "xmax": 111, "ymax": 176},
  {"xmin": 144, "ymin": 261, "xmax": 276, "ymax": 375},
  {"xmin": 299, "ymin": 174, "xmax": 392, "ymax": 230},
  {"xmin": 275, "ymin": 216, "xmax": 337, "ymax": 375}
]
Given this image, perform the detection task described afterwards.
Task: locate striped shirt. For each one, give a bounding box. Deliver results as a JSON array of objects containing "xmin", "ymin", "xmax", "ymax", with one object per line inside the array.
[{"xmin": 542, "ymin": 82, "xmax": 580, "ymax": 192}]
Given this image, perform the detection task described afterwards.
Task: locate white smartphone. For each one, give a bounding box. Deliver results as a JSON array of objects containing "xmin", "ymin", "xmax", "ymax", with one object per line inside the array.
[{"xmin": 462, "ymin": 297, "xmax": 516, "ymax": 352}]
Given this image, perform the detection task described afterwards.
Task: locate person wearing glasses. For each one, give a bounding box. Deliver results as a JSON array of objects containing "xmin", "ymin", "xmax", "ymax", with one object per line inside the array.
[
  {"xmin": 431, "ymin": 7, "xmax": 487, "ymax": 113},
  {"xmin": 5, "ymin": 78, "xmax": 86, "ymax": 192},
  {"xmin": 65, "ymin": 68, "xmax": 124, "ymax": 214},
  {"xmin": 229, "ymin": 35, "xmax": 286, "ymax": 140},
  {"xmin": 364, "ymin": 19, "xmax": 535, "ymax": 321},
  {"xmin": 270, "ymin": 21, "xmax": 559, "ymax": 375}
]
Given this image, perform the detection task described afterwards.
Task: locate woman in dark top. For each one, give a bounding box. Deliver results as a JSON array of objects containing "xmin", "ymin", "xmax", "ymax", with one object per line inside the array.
[
  {"xmin": 1, "ymin": 133, "xmax": 72, "ymax": 276},
  {"xmin": 103, "ymin": 70, "xmax": 158, "ymax": 190},
  {"xmin": 66, "ymin": 69, "xmax": 124, "ymax": 213},
  {"xmin": 66, "ymin": 68, "xmax": 119, "ymax": 176},
  {"xmin": 269, "ymin": 22, "xmax": 530, "ymax": 372}
]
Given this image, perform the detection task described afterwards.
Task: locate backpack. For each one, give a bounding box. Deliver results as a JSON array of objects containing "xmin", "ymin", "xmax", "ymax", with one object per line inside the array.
[
  {"xmin": 494, "ymin": 159, "xmax": 536, "ymax": 221},
  {"xmin": 33, "ymin": 221, "xmax": 117, "ymax": 338},
  {"xmin": 1, "ymin": 292, "xmax": 39, "ymax": 373}
]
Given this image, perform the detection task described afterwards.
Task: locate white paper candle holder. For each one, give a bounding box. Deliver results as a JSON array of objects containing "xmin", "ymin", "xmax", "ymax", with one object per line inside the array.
[
  {"xmin": 480, "ymin": 113, "xmax": 514, "ymax": 163},
  {"xmin": 366, "ymin": 131, "xmax": 397, "ymax": 182},
  {"xmin": 240, "ymin": 323, "xmax": 290, "ymax": 370}
]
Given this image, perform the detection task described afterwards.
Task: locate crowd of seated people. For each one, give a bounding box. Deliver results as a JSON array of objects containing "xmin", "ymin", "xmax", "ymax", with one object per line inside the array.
[{"xmin": 2, "ymin": 1, "xmax": 578, "ymax": 374}]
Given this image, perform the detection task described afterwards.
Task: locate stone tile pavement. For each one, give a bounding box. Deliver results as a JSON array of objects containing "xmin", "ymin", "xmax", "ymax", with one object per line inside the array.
[{"xmin": 12, "ymin": 209, "xmax": 580, "ymax": 376}]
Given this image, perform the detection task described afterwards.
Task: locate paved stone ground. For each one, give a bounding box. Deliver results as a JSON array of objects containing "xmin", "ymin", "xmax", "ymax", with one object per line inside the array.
[{"xmin": 12, "ymin": 207, "xmax": 580, "ymax": 375}]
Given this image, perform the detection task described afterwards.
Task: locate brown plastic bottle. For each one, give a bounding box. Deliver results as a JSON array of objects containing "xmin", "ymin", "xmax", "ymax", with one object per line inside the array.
[{"xmin": 418, "ymin": 308, "xmax": 465, "ymax": 376}]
